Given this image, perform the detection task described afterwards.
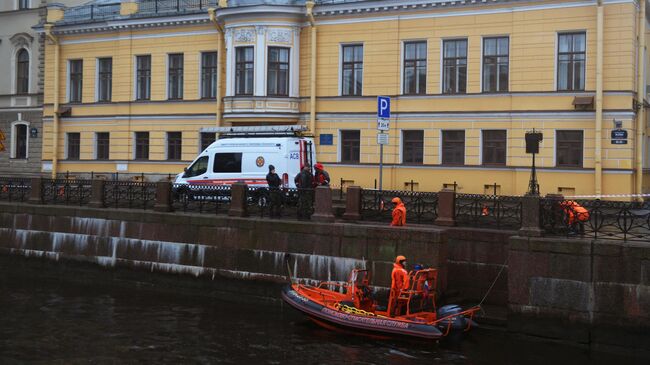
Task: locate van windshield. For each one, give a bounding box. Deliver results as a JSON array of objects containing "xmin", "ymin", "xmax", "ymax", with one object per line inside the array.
[
  {"xmin": 185, "ymin": 156, "xmax": 208, "ymax": 177},
  {"xmin": 213, "ymin": 153, "xmax": 242, "ymax": 173}
]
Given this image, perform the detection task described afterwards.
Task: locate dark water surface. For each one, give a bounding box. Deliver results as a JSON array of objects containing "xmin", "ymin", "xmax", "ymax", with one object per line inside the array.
[{"xmin": 0, "ymin": 267, "xmax": 633, "ymax": 365}]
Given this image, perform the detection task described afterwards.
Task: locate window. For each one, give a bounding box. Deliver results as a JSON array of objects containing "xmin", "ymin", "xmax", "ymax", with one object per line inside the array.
[
  {"xmin": 136, "ymin": 55, "xmax": 151, "ymax": 101},
  {"xmin": 66, "ymin": 133, "xmax": 80, "ymax": 160},
  {"xmin": 18, "ymin": 0, "xmax": 29, "ymax": 9},
  {"xmin": 342, "ymin": 45, "xmax": 363, "ymax": 96},
  {"xmin": 185, "ymin": 156, "xmax": 209, "ymax": 177},
  {"xmin": 442, "ymin": 130, "xmax": 465, "ymax": 165},
  {"xmin": 402, "ymin": 130, "xmax": 424, "ymax": 164},
  {"xmin": 167, "ymin": 132, "xmax": 182, "ymax": 160},
  {"xmin": 403, "ymin": 42, "xmax": 427, "ymax": 95},
  {"xmin": 214, "ymin": 153, "xmax": 242, "ymax": 173},
  {"xmin": 69, "ymin": 60, "xmax": 83, "ymax": 103},
  {"xmin": 235, "ymin": 47, "xmax": 254, "ymax": 95},
  {"xmin": 340, "ymin": 130, "xmax": 360, "ymax": 163},
  {"xmin": 168, "ymin": 53, "xmax": 184, "ymax": 99},
  {"xmin": 201, "ymin": 52, "xmax": 217, "ymax": 99},
  {"xmin": 557, "ymin": 33, "xmax": 586, "ymax": 91},
  {"xmin": 97, "ymin": 58, "xmax": 112, "ymax": 102},
  {"xmin": 267, "ymin": 47, "xmax": 289, "ymax": 96},
  {"xmin": 483, "ymin": 37, "xmax": 509, "ymax": 93},
  {"xmin": 482, "ymin": 130, "xmax": 507, "ymax": 165},
  {"xmin": 200, "ymin": 132, "xmax": 216, "ymax": 151},
  {"xmin": 135, "ymin": 132, "xmax": 149, "ymax": 160},
  {"xmin": 13, "ymin": 124, "xmax": 28, "ymax": 159},
  {"xmin": 16, "ymin": 49, "xmax": 29, "ymax": 94},
  {"xmin": 556, "ymin": 130, "xmax": 583, "ymax": 167},
  {"xmin": 96, "ymin": 132, "xmax": 109, "ymax": 160},
  {"xmin": 442, "ymin": 39, "xmax": 467, "ymax": 94}
]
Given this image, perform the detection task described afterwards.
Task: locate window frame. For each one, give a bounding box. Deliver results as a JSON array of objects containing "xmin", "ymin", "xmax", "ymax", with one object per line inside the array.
[
  {"xmin": 340, "ymin": 129, "xmax": 361, "ymax": 163},
  {"xmin": 481, "ymin": 129, "xmax": 507, "ymax": 166},
  {"xmin": 66, "ymin": 132, "xmax": 80, "ymax": 161},
  {"xmin": 17, "ymin": 0, "xmax": 30, "ymax": 10},
  {"xmin": 556, "ymin": 32, "xmax": 586, "ymax": 92},
  {"xmin": 235, "ymin": 46, "xmax": 254, "ymax": 96},
  {"xmin": 68, "ymin": 59, "xmax": 83, "ymax": 103},
  {"xmin": 134, "ymin": 131, "xmax": 150, "ymax": 160},
  {"xmin": 95, "ymin": 132, "xmax": 110, "ymax": 160},
  {"xmin": 267, "ymin": 47, "xmax": 290, "ymax": 97},
  {"xmin": 340, "ymin": 44, "xmax": 364, "ymax": 96},
  {"xmin": 96, "ymin": 57, "xmax": 112, "ymax": 102},
  {"xmin": 201, "ymin": 51, "xmax": 218, "ymax": 99},
  {"xmin": 482, "ymin": 36, "xmax": 509, "ymax": 93},
  {"xmin": 441, "ymin": 130, "xmax": 465, "ymax": 165},
  {"xmin": 402, "ymin": 41, "xmax": 427, "ymax": 95},
  {"xmin": 167, "ymin": 53, "xmax": 184, "ymax": 100},
  {"xmin": 402, "ymin": 130, "xmax": 424, "ymax": 165},
  {"xmin": 166, "ymin": 131, "xmax": 182, "ymax": 161},
  {"xmin": 15, "ymin": 48, "xmax": 29, "ymax": 95},
  {"xmin": 135, "ymin": 55, "xmax": 151, "ymax": 101},
  {"xmin": 555, "ymin": 130, "xmax": 584, "ymax": 168},
  {"xmin": 10, "ymin": 121, "xmax": 29, "ymax": 159},
  {"xmin": 441, "ymin": 39, "xmax": 468, "ymax": 94}
]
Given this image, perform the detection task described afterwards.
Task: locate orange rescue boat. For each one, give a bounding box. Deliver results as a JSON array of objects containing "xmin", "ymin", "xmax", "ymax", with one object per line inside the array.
[{"xmin": 282, "ymin": 268, "xmax": 479, "ymax": 340}]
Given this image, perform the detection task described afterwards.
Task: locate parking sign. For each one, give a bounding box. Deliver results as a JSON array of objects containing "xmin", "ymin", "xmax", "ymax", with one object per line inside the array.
[{"xmin": 377, "ymin": 96, "xmax": 390, "ymax": 118}]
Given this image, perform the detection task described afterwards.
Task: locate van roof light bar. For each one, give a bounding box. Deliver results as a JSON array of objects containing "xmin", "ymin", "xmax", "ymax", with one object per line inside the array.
[{"xmin": 201, "ymin": 125, "xmax": 310, "ymax": 137}]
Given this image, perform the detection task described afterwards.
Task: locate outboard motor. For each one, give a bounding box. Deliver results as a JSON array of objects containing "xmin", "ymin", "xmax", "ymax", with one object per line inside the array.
[{"xmin": 436, "ymin": 304, "xmax": 478, "ymax": 332}]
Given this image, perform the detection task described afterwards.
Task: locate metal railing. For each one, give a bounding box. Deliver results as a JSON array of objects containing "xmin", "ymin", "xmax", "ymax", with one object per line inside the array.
[
  {"xmin": 41, "ymin": 179, "xmax": 93, "ymax": 206},
  {"xmin": 171, "ymin": 184, "xmax": 231, "ymax": 214},
  {"xmin": 361, "ymin": 189, "xmax": 438, "ymax": 224},
  {"xmin": 104, "ymin": 181, "xmax": 157, "ymax": 210},
  {"xmin": 455, "ymin": 193, "xmax": 522, "ymax": 230},
  {"xmin": 0, "ymin": 178, "xmax": 31, "ymax": 202},
  {"xmin": 542, "ymin": 198, "xmax": 650, "ymax": 241},
  {"xmin": 138, "ymin": 0, "xmax": 218, "ymax": 13},
  {"xmin": 63, "ymin": 3, "xmax": 121, "ymax": 22}
]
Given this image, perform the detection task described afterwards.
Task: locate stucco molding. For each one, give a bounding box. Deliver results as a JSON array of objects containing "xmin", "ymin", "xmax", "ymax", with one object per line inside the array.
[
  {"xmin": 10, "ymin": 33, "xmax": 34, "ymax": 48},
  {"xmin": 267, "ymin": 28, "xmax": 292, "ymax": 44},
  {"xmin": 234, "ymin": 27, "xmax": 255, "ymax": 43}
]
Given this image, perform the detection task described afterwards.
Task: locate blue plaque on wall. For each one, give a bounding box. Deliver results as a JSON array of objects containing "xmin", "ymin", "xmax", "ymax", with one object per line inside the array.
[{"xmin": 320, "ymin": 134, "xmax": 333, "ymax": 145}]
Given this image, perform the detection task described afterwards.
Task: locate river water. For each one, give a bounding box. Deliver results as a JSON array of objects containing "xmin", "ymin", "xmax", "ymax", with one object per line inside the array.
[{"xmin": 0, "ymin": 265, "xmax": 631, "ymax": 365}]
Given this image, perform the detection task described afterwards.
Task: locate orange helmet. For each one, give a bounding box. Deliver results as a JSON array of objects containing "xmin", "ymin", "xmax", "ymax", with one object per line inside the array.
[
  {"xmin": 395, "ymin": 255, "xmax": 406, "ymax": 264},
  {"xmin": 392, "ymin": 197, "xmax": 402, "ymax": 204},
  {"xmin": 314, "ymin": 163, "xmax": 324, "ymax": 170}
]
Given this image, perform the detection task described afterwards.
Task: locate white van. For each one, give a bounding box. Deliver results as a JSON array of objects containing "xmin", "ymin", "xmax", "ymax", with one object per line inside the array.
[{"xmin": 174, "ymin": 126, "xmax": 316, "ymax": 188}]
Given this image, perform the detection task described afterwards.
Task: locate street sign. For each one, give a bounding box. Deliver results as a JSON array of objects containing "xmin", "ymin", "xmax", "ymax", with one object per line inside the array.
[
  {"xmin": 377, "ymin": 117, "xmax": 390, "ymax": 131},
  {"xmin": 611, "ymin": 130, "xmax": 627, "ymax": 139},
  {"xmin": 611, "ymin": 139, "xmax": 628, "ymax": 145},
  {"xmin": 377, "ymin": 132, "xmax": 389, "ymax": 145},
  {"xmin": 377, "ymin": 96, "xmax": 390, "ymax": 118}
]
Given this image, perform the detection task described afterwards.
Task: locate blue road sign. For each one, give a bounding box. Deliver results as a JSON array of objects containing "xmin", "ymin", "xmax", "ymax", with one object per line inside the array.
[{"xmin": 377, "ymin": 96, "xmax": 390, "ymax": 118}]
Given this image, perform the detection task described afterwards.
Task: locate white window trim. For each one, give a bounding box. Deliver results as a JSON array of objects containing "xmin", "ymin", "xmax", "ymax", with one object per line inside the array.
[
  {"xmin": 439, "ymin": 37, "xmax": 468, "ymax": 94},
  {"xmin": 479, "ymin": 35, "xmax": 510, "ymax": 93},
  {"xmin": 554, "ymin": 129, "xmax": 585, "ymax": 167},
  {"xmin": 11, "ymin": 46, "xmax": 32, "ymax": 95},
  {"xmin": 439, "ymin": 129, "xmax": 466, "ymax": 165},
  {"xmin": 400, "ymin": 129, "xmax": 425, "ymax": 164},
  {"xmin": 400, "ymin": 39, "xmax": 428, "ymax": 96},
  {"xmin": 555, "ymin": 30, "xmax": 587, "ymax": 92},
  {"xmin": 94, "ymin": 58, "xmax": 99, "ymax": 102},
  {"xmin": 479, "ymin": 129, "xmax": 509, "ymax": 165},
  {"xmin": 199, "ymin": 50, "xmax": 219, "ymax": 99},
  {"xmin": 338, "ymin": 42, "xmax": 364, "ymax": 97},
  {"xmin": 10, "ymin": 121, "xmax": 29, "ymax": 159},
  {"xmin": 338, "ymin": 129, "xmax": 361, "ymax": 163}
]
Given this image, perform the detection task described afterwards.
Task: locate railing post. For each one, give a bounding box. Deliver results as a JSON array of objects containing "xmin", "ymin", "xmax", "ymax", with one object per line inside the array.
[
  {"xmin": 434, "ymin": 188, "xmax": 456, "ymax": 226},
  {"xmin": 519, "ymin": 194, "xmax": 543, "ymax": 237},
  {"xmin": 28, "ymin": 177, "xmax": 43, "ymax": 205},
  {"xmin": 229, "ymin": 182, "xmax": 248, "ymax": 217},
  {"xmin": 153, "ymin": 181, "xmax": 172, "ymax": 212},
  {"xmin": 343, "ymin": 185, "xmax": 362, "ymax": 221},
  {"xmin": 312, "ymin": 186, "xmax": 335, "ymax": 223},
  {"xmin": 88, "ymin": 179, "xmax": 105, "ymax": 208}
]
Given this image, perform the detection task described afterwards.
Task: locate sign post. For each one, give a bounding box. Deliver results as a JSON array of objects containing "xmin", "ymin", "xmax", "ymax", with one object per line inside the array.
[{"xmin": 377, "ymin": 96, "xmax": 390, "ymax": 191}]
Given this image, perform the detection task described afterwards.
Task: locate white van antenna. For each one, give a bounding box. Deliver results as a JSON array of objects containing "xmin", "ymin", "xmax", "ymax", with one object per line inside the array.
[{"xmin": 201, "ymin": 125, "xmax": 309, "ymax": 137}]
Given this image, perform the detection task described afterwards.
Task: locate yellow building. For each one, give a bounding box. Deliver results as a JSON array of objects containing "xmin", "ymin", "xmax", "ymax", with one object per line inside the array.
[{"xmin": 40, "ymin": 0, "xmax": 650, "ymax": 197}]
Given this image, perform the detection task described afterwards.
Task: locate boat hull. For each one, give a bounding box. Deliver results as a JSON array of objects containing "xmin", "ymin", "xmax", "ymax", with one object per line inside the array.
[{"xmin": 281, "ymin": 285, "xmax": 445, "ymax": 340}]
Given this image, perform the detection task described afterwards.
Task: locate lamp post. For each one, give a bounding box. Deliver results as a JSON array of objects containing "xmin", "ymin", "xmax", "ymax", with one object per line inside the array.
[{"xmin": 525, "ymin": 129, "xmax": 543, "ymax": 196}]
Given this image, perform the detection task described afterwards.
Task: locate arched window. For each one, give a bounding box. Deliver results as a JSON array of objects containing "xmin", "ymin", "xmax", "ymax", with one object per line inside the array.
[
  {"xmin": 16, "ymin": 49, "xmax": 29, "ymax": 94},
  {"xmin": 11, "ymin": 122, "xmax": 28, "ymax": 159}
]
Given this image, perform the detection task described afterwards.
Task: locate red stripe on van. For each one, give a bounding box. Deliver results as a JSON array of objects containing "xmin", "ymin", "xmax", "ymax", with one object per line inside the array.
[{"xmin": 187, "ymin": 179, "xmax": 268, "ymax": 185}]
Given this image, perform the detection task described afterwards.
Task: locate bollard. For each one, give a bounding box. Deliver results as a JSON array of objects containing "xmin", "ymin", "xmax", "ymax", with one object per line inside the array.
[
  {"xmin": 312, "ymin": 186, "xmax": 335, "ymax": 223},
  {"xmin": 88, "ymin": 179, "xmax": 106, "ymax": 208},
  {"xmin": 519, "ymin": 194, "xmax": 543, "ymax": 237},
  {"xmin": 153, "ymin": 181, "xmax": 172, "ymax": 212},
  {"xmin": 228, "ymin": 182, "xmax": 248, "ymax": 217},
  {"xmin": 28, "ymin": 177, "xmax": 43, "ymax": 204},
  {"xmin": 434, "ymin": 188, "xmax": 456, "ymax": 226},
  {"xmin": 343, "ymin": 186, "xmax": 362, "ymax": 221}
]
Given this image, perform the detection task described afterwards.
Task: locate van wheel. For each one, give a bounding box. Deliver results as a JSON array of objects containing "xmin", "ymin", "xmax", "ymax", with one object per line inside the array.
[{"xmin": 255, "ymin": 188, "xmax": 269, "ymax": 207}]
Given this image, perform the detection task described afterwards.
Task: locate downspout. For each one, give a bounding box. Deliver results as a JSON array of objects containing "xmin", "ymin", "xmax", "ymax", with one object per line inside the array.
[
  {"xmin": 306, "ymin": 1, "xmax": 316, "ymax": 134},
  {"xmin": 595, "ymin": 0, "xmax": 604, "ymax": 196},
  {"xmin": 636, "ymin": 0, "xmax": 646, "ymax": 198},
  {"xmin": 44, "ymin": 24, "xmax": 59, "ymax": 178},
  {"xmin": 208, "ymin": 7, "xmax": 225, "ymax": 128}
]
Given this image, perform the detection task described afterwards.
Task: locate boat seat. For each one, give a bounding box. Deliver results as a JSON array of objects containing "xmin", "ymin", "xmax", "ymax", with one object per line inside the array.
[{"xmin": 396, "ymin": 269, "xmax": 438, "ymax": 315}]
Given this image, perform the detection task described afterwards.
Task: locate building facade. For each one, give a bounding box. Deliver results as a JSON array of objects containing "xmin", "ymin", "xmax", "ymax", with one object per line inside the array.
[{"xmin": 41, "ymin": 0, "xmax": 650, "ymax": 196}]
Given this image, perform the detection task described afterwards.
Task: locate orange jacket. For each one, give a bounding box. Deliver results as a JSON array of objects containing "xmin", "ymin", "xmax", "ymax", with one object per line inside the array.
[
  {"xmin": 391, "ymin": 263, "xmax": 409, "ymax": 293},
  {"xmin": 391, "ymin": 202, "xmax": 407, "ymax": 226},
  {"xmin": 561, "ymin": 200, "xmax": 590, "ymax": 224}
]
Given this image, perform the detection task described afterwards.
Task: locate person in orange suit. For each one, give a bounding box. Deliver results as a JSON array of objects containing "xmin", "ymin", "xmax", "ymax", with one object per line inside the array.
[
  {"xmin": 390, "ymin": 197, "xmax": 406, "ymax": 226},
  {"xmin": 388, "ymin": 255, "xmax": 409, "ymax": 317},
  {"xmin": 560, "ymin": 200, "xmax": 590, "ymax": 235}
]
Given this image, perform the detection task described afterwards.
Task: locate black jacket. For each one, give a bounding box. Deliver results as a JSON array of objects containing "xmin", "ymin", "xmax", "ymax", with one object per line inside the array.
[
  {"xmin": 294, "ymin": 170, "xmax": 313, "ymax": 189},
  {"xmin": 266, "ymin": 172, "xmax": 281, "ymax": 188}
]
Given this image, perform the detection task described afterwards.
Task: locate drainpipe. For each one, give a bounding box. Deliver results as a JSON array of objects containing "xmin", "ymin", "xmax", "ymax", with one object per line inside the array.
[
  {"xmin": 636, "ymin": 0, "xmax": 646, "ymax": 198},
  {"xmin": 208, "ymin": 7, "xmax": 225, "ymax": 128},
  {"xmin": 44, "ymin": 24, "xmax": 59, "ymax": 178},
  {"xmin": 595, "ymin": 0, "xmax": 604, "ymax": 196},
  {"xmin": 306, "ymin": 1, "xmax": 316, "ymax": 134}
]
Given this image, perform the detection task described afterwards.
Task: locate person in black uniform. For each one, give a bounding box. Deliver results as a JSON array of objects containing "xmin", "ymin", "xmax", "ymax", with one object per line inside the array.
[
  {"xmin": 294, "ymin": 166, "xmax": 314, "ymax": 220},
  {"xmin": 266, "ymin": 165, "xmax": 282, "ymax": 218}
]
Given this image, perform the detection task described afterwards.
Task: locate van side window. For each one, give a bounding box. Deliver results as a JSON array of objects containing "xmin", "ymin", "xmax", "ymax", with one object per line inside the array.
[
  {"xmin": 214, "ymin": 153, "xmax": 242, "ymax": 173},
  {"xmin": 185, "ymin": 156, "xmax": 209, "ymax": 177}
]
